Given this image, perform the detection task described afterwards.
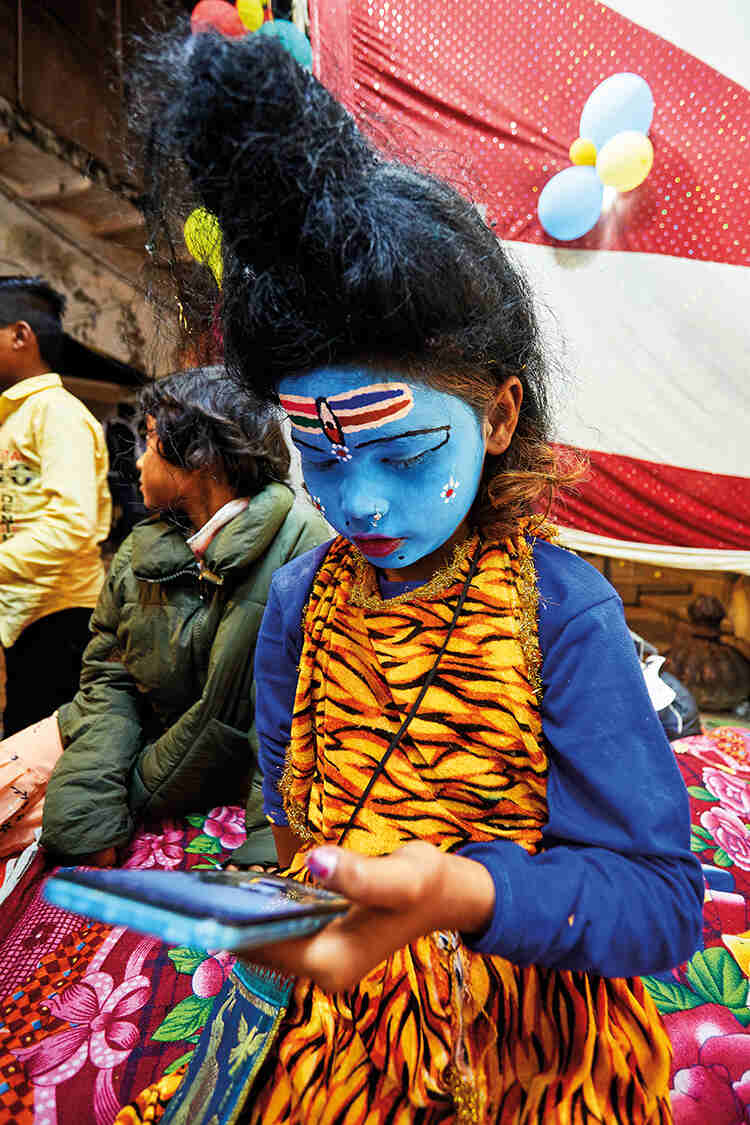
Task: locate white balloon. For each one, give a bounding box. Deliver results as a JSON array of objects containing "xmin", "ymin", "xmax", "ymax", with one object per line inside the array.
[{"xmin": 580, "ymin": 73, "xmax": 655, "ymax": 150}]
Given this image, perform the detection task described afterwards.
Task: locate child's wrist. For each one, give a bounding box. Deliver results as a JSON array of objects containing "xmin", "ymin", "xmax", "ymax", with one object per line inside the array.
[{"xmin": 436, "ymin": 852, "xmax": 496, "ymax": 937}]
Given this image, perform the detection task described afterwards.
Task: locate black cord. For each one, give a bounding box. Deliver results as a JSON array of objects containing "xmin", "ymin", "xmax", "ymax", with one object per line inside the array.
[{"xmin": 337, "ymin": 544, "xmax": 481, "ymax": 846}]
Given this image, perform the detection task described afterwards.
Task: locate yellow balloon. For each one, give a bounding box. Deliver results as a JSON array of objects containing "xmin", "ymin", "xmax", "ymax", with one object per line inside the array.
[
  {"xmin": 236, "ymin": 0, "xmax": 264, "ymax": 31},
  {"xmin": 596, "ymin": 131, "xmax": 654, "ymax": 192},
  {"xmin": 184, "ymin": 208, "xmax": 223, "ymax": 288},
  {"xmin": 569, "ymin": 137, "xmax": 597, "ymax": 166}
]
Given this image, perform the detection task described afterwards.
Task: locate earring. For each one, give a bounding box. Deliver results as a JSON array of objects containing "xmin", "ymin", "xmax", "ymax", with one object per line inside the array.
[{"xmin": 370, "ymin": 510, "xmax": 383, "ymax": 528}]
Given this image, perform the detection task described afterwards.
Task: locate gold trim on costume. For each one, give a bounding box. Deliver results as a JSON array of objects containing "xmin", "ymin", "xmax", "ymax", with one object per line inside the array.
[
  {"xmin": 445, "ymin": 1065, "xmax": 481, "ymax": 1125},
  {"xmin": 516, "ymin": 534, "xmax": 543, "ymax": 701},
  {"xmin": 349, "ymin": 535, "xmax": 478, "ymax": 610},
  {"xmin": 279, "ymin": 757, "xmax": 314, "ymax": 843}
]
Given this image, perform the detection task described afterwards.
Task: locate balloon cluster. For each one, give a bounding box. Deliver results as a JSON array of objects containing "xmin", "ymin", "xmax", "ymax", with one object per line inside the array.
[
  {"xmin": 184, "ymin": 2, "xmax": 313, "ymax": 286},
  {"xmin": 538, "ymin": 73, "xmax": 655, "ymax": 241}
]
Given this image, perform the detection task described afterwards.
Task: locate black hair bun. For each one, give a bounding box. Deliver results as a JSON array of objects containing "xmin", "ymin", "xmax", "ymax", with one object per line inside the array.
[{"xmin": 137, "ymin": 26, "xmax": 544, "ymax": 407}]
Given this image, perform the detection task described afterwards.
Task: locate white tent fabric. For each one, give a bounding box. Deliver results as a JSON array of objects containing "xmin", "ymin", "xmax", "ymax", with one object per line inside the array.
[
  {"xmin": 310, "ymin": 0, "xmax": 750, "ymax": 572},
  {"xmin": 508, "ymin": 240, "xmax": 750, "ymax": 572},
  {"xmin": 549, "ymin": 0, "xmax": 750, "ymax": 571}
]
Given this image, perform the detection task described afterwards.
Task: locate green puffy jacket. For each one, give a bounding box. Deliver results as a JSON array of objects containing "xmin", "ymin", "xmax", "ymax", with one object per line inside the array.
[{"xmin": 41, "ymin": 483, "xmax": 329, "ymax": 860}]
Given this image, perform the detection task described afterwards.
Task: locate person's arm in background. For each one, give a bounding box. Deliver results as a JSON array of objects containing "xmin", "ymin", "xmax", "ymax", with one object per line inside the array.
[
  {"xmin": 232, "ymin": 523, "xmax": 331, "ymax": 868},
  {"xmin": 253, "ymin": 546, "xmax": 329, "ymax": 825},
  {"xmin": 228, "ymin": 543, "xmax": 329, "ymax": 869},
  {"xmin": 0, "ymin": 396, "xmax": 106, "ymax": 583},
  {"xmin": 41, "ymin": 541, "xmax": 146, "ymax": 859}
]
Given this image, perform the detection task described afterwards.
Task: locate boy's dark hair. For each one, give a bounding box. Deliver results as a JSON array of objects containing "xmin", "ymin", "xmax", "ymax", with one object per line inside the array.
[
  {"xmin": 138, "ymin": 365, "xmax": 291, "ymax": 497},
  {"xmin": 0, "ymin": 276, "xmax": 66, "ymax": 369}
]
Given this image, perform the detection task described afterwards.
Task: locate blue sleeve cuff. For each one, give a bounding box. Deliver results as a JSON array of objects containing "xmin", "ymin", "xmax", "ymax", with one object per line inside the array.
[
  {"xmin": 458, "ymin": 839, "xmax": 525, "ymax": 958},
  {"xmin": 456, "ymin": 838, "xmax": 704, "ymax": 976}
]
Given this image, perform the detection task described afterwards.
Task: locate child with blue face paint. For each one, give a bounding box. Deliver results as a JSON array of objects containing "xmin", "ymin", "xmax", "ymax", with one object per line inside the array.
[
  {"xmin": 131, "ymin": 27, "xmax": 703, "ymax": 1125},
  {"xmin": 278, "ymin": 368, "xmax": 510, "ymax": 577}
]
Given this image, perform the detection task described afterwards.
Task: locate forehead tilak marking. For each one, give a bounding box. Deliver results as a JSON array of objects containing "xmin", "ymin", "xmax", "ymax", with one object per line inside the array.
[{"xmin": 280, "ymin": 382, "xmax": 414, "ymax": 435}]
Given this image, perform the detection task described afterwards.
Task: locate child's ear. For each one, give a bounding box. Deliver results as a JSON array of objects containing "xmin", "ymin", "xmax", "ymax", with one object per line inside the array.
[
  {"xmin": 12, "ymin": 321, "xmax": 33, "ymax": 350},
  {"xmin": 484, "ymin": 377, "xmax": 523, "ymax": 456}
]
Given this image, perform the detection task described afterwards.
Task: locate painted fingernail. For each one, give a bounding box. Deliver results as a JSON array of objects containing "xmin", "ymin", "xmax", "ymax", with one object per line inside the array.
[{"xmin": 306, "ymin": 848, "xmax": 339, "ymax": 881}]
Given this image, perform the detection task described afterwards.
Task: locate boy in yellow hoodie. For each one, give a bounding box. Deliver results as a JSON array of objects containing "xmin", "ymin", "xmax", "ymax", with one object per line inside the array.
[{"xmin": 0, "ymin": 276, "xmax": 110, "ymax": 734}]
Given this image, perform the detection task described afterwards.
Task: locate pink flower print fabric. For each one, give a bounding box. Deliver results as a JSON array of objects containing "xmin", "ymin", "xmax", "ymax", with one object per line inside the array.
[
  {"xmin": 122, "ymin": 828, "xmax": 184, "ymax": 870},
  {"xmin": 703, "ymin": 768, "xmax": 750, "ymax": 818},
  {"xmin": 664, "ymin": 1003, "xmax": 750, "ymax": 1125},
  {"xmin": 202, "ymin": 806, "xmax": 246, "ymax": 851},
  {"xmin": 700, "ymin": 807, "xmax": 750, "ymax": 871},
  {"xmin": 11, "ymin": 940, "xmax": 155, "ymax": 1125}
]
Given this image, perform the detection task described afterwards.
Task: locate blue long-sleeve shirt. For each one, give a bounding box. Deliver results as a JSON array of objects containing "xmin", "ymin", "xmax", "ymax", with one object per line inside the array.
[{"xmin": 254, "ymin": 538, "xmax": 704, "ymax": 978}]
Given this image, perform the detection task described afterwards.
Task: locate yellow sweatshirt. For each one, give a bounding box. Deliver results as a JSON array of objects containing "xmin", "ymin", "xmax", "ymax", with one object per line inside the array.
[{"xmin": 0, "ymin": 373, "xmax": 111, "ymax": 647}]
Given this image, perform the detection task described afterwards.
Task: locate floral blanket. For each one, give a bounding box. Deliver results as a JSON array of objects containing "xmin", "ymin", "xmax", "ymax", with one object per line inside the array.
[
  {"xmin": 644, "ymin": 726, "xmax": 750, "ymax": 1125},
  {"xmin": 2, "ymin": 730, "xmax": 750, "ymax": 1124},
  {"xmin": 0, "ymin": 806, "xmax": 247, "ymax": 1125}
]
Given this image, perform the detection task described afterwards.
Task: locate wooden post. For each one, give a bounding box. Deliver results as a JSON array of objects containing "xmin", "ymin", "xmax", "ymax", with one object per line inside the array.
[{"xmin": 16, "ymin": 0, "xmax": 23, "ymax": 107}]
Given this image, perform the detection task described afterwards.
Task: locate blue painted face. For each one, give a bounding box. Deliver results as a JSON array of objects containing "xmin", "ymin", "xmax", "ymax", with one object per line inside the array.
[{"xmin": 279, "ymin": 367, "xmax": 486, "ymax": 569}]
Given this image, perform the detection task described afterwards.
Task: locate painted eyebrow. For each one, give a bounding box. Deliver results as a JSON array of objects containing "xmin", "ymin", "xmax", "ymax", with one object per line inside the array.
[
  {"xmin": 354, "ymin": 425, "xmax": 450, "ymax": 449},
  {"xmin": 293, "ymin": 426, "xmax": 450, "ymax": 455}
]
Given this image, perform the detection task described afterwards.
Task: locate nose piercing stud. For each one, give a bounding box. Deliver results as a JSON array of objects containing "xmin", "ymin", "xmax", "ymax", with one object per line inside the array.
[{"xmin": 370, "ymin": 510, "xmax": 383, "ymax": 528}]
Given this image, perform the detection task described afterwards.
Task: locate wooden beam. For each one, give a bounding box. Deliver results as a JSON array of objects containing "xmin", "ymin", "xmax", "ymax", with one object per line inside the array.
[
  {"xmin": 0, "ymin": 176, "xmax": 152, "ymax": 297},
  {"xmin": 0, "ymin": 171, "xmax": 27, "ymax": 195},
  {"xmin": 91, "ymin": 212, "xmax": 145, "ymax": 239},
  {"xmin": 0, "ymin": 95, "xmax": 141, "ymax": 206},
  {"xmin": 25, "ymin": 175, "xmax": 92, "ymax": 205}
]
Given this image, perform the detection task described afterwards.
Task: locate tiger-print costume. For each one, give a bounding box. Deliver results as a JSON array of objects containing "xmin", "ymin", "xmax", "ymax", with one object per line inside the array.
[{"xmin": 250, "ymin": 534, "xmax": 673, "ymax": 1125}]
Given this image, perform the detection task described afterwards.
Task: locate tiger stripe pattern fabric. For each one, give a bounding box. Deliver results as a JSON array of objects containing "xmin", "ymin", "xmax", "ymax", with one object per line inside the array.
[{"xmin": 253, "ymin": 534, "xmax": 673, "ymax": 1124}]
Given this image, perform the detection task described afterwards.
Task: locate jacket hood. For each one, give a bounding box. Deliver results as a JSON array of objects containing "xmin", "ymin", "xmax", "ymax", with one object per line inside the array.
[{"xmin": 131, "ymin": 482, "xmax": 294, "ymax": 581}]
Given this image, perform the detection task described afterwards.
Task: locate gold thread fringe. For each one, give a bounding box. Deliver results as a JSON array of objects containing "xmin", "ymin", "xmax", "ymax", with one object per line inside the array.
[
  {"xmin": 516, "ymin": 533, "xmax": 543, "ymax": 701},
  {"xmin": 279, "ymin": 755, "xmax": 313, "ymax": 843},
  {"xmin": 526, "ymin": 513, "xmax": 559, "ymax": 543},
  {"xmin": 445, "ymin": 1066, "xmax": 481, "ymax": 1125},
  {"xmin": 349, "ymin": 535, "xmax": 478, "ymax": 610}
]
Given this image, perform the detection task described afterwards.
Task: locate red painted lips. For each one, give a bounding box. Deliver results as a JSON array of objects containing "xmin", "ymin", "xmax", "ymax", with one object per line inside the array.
[{"xmin": 351, "ymin": 536, "xmax": 405, "ymax": 558}]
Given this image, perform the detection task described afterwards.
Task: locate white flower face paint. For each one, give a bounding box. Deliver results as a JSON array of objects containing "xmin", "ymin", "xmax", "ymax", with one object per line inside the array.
[{"xmin": 440, "ymin": 476, "xmax": 460, "ymax": 503}]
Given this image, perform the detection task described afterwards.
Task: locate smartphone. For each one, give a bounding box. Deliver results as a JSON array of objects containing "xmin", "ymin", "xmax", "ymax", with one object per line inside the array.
[{"xmin": 43, "ymin": 867, "xmax": 349, "ymax": 952}]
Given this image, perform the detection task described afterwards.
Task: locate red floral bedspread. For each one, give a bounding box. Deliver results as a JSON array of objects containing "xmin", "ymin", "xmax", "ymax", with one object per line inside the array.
[
  {"xmin": 2, "ymin": 731, "xmax": 750, "ymax": 1124},
  {"xmin": 0, "ymin": 806, "xmax": 246, "ymax": 1125},
  {"xmin": 645, "ymin": 727, "xmax": 750, "ymax": 1125}
]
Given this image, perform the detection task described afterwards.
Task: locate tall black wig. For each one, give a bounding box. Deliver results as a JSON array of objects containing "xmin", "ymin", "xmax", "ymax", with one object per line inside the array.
[{"xmin": 133, "ymin": 26, "xmax": 577, "ymax": 533}]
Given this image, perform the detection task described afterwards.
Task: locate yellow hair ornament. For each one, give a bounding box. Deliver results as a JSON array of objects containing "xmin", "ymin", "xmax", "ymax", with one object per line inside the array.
[{"xmin": 183, "ymin": 207, "xmax": 223, "ymax": 288}]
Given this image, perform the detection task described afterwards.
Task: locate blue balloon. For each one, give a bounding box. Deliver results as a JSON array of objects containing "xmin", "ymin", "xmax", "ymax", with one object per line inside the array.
[
  {"xmin": 256, "ymin": 20, "xmax": 313, "ymax": 70},
  {"xmin": 579, "ymin": 73, "xmax": 654, "ymax": 150},
  {"xmin": 537, "ymin": 166, "xmax": 603, "ymax": 241}
]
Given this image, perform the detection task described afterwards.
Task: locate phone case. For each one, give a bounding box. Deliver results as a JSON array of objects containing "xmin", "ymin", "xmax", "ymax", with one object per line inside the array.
[{"xmin": 43, "ymin": 868, "xmax": 349, "ymax": 952}]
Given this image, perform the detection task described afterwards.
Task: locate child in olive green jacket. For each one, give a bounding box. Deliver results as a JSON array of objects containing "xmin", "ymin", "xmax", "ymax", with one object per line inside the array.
[{"xmin": 40, "ymin": 367, "xmax": 329, "ymax": 864}]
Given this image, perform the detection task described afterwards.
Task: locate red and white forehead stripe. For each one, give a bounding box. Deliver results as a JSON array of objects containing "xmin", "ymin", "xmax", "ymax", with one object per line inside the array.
[{"xmin": 280, "ymin": 382, "xmax": 414, "ymax": 434}]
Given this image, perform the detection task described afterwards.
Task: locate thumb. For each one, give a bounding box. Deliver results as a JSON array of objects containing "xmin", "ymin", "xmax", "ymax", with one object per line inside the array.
[{"xmin": 305, "ymin": 842, "xmax": 439, "ymax": 910}]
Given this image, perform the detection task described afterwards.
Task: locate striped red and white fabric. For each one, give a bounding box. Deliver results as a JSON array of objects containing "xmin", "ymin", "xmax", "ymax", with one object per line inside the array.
[{"xmin": 309, "ymin": 0, "xmax": 750, "ymax": 573}]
